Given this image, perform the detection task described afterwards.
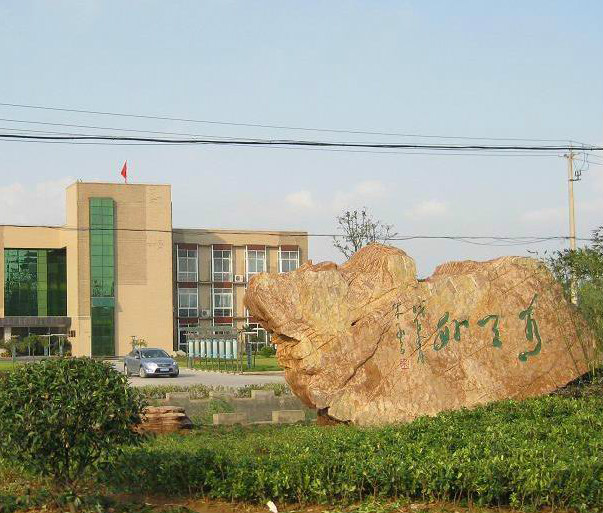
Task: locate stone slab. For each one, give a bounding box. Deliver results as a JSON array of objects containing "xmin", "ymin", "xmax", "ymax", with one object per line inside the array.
[
  {"xmin": 212, "ymin": 412, "xmax": 248, "ymax": 425},
  {"xmin": 271, "ymin": 409, "xmax": 305, "ymax": 424}
]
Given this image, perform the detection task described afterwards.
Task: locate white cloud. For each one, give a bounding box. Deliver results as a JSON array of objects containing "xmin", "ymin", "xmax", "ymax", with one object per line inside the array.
[
  {"xmin": 405, "ymin": 200, "xmax": 449, "ymax": 220},
  {"xmin": 332, "ymin": 180, "xmax": 386, "ymax": 210},
  {"xmin": 0, "ymin": 177, "xmax": 73, "ymax": 225},
  {"xmin": 521, "ymin": 207, "xmax": 565, "ymax": 223},
  {"xmin": 285, "ymin": 190, "xmax": 314, "ymax": 209}
]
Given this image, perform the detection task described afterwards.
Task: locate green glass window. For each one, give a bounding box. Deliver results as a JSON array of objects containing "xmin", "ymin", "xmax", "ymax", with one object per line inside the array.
[
  {"xmin": 90, "ymin": 197, "xmax": 116, "ymax": 356},
  {"xmin": 48, "ymin": 249, "xmax": 67, "ymax": 315},
  {"xmin": 4, "ymin": 248, "xmax": 67, "ymax": 316}
]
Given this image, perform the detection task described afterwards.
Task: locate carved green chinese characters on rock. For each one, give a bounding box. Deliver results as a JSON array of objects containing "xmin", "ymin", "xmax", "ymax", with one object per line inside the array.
[
  {"xmin": 412, "ymin": 301, "xmax": 426, "ymax": 363},
  {"xmin": 477, "ymin": 314, "xmax": 503, "ymax": 348},
  {"xmin": 393, "ymin": 294, "xmax": 547, "ymax": 363},
  {"xmin": 433, "ymin": 313, "xmax": 469, "ymax": 351},
  {"xmin": 453, "ymin": 319, "xmax": 469, "ymax": 341},
  {"xmin": 518, "ymin": 294, "xmax": 543, "ymax": 362},
  {"xmin": 433, "ymin": 312, "xmax": 450, "ymax": 351}
]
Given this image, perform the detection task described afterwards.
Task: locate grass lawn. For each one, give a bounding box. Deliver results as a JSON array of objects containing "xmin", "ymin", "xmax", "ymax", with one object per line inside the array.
[
  {"xmin": 0, "ymin": 360, "xmax": 22, "ymax": 371},
  {"xmin": 243, "ymin": 355, "xmax": 282, "ymax": 372}
]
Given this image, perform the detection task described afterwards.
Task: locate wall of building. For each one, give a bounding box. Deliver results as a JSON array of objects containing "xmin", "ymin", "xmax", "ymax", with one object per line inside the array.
[
  {"xmin": 67, "ymin": 182, "xmax": 173, "ymax": 356},
  {"xmin": 0, "ymin": 226, "xmax": 66, "ymax": 317},
  {"xmin": 172, "ymin": 229, "xmax": 309, "ymax": 349}
]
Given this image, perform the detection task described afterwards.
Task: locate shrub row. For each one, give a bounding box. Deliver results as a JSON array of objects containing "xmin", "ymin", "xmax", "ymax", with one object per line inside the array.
[
  {"xmin": 108, "ymin": 395, "xmax": 603, "ymax": 512},
  {"xmin": 136, "ymin": 382, "xmax": 291, "ymax": 400}
]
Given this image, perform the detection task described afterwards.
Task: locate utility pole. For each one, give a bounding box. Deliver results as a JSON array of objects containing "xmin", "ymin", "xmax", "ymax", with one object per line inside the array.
[
  {"xmin": 567, "ymin": 149, "xmax": 577, "ymax": 252},
  {"xmin": 564, "ymin": 149, "xmax": 578, "ymax": 303}
]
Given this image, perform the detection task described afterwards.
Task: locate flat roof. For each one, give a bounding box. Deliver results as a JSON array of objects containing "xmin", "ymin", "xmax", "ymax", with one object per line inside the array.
[
  {"xmin": 67, "ymin": 181, "xmax": 171, "ymax": 188},
  {"xmin": 1, "ymin": 224, "xmax": 307, "ymax": 236},
  {"xmin": 172, "ymin": 227, "xmax": 307, "ymax": 236}
]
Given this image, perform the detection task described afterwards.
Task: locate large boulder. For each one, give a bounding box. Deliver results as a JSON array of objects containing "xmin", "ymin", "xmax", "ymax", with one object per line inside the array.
[{"xmin": 244, "ymin": 244, "xmax": 598, "ymax": 426}]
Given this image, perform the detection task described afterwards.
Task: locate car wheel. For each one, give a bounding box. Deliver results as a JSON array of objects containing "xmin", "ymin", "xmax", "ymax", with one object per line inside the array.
[
  {"xmin": 139, "ymin": 366, "xmax": 147, "ymax": 378},
  {"xmin": 123, "ymin": 364, "xmax": 129, "ymax": 376},
  {"xmin": 170, "ymin": 369, "xmax": 179, "ymax": 378}
]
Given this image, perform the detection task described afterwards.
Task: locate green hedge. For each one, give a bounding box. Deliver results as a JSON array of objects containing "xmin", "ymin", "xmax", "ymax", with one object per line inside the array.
[
  {"xmin": 107, "ymin": 395, "xmax": 603, "ymax": 511},
  {"xmin": 136, "ymin": 383, "xmax": 291, "ymax": 400}
]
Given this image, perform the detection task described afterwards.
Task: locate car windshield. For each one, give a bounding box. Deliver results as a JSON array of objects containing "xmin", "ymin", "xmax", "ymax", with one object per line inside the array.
[{"xmin": 140, "ymin": 349, "xmax": 170, "ymax": 359}]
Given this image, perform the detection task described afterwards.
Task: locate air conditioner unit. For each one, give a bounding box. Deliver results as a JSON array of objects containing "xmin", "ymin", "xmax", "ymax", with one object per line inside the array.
[
  {"xmin": 234, "ymin": 275, "xmax": 244, "ymax": 283},
  {"xmin": 200, "ymin": 309, "xmax": 211, "ymax": 318}
]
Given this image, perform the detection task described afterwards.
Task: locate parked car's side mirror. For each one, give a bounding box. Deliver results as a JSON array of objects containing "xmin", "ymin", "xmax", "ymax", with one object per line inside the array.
[{"xmin": 134, "ymin": 354, "xmax": 140, "ymax": 359}]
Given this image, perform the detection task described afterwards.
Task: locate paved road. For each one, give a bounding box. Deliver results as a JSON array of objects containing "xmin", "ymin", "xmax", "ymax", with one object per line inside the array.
[{"xmin": 120, "ymin": 366, "xmax": 286, "ymax": 387}]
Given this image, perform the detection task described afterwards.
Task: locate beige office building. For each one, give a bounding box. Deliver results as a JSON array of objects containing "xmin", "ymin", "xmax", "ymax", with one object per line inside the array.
[
  {"xmin": 0, "ymin": 182, "xmax": 308, "ymax": 356},
  {"xmin": 173, "ymin": 229, "xmax": 308, "ymax": 349}
]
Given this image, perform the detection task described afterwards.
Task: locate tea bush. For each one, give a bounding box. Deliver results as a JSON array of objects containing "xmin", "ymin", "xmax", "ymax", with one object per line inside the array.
[
  {"xmin": 233, "ymin": 383, "xmax": 290, "ymax": 397},
  {"xmin": 0, "ymin": 358, "xmax": 145, "ymax": 491},
  {"xmin": 136, "ymin": 383, "xmax": 215, "ymax": 400},
  {"xmin": 137, "ymin": 382, "xmax": 291, "ymax": 400},
  {"xmin": 109, "ymin": 395, "xmax": 603, "ymax": 511}
]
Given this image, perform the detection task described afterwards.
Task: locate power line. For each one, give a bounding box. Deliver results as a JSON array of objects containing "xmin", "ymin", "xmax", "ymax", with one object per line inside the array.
[
  {"xmin": 0, "ymin": 223, "xmax": 596, "ymax": 244},
  {"xmin": 0, "ymin": 132, "xmax": 600, "ymax": 151},
  {"xmin": 0, "ymin": 134, "xmax": 568, "ymax": 157},
  {"xmin": 0, "ymin": 118, "xmax": 569, "ymax": 155},
  {"xmin": 0, "ymin": 101, "xmax": 585, "ymax": 144},
  {"xmin": 0, "ymin": 134, "xmax": 567, "ymax": 156},
  {"xmin": 0, "ymin": 117, "xmax": 257, "ymax": 141}
]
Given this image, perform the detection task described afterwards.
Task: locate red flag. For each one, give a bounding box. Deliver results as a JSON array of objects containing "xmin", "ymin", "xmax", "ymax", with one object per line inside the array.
[{"xmin": 120, "ymin": 161, "xmax": 128, "ymax": 183}]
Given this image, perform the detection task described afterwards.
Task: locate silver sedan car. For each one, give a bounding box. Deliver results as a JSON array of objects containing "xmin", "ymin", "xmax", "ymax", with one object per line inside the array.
[{"xmin": 123, "ymin": 348, "xmax": 180, "ymax": 378}]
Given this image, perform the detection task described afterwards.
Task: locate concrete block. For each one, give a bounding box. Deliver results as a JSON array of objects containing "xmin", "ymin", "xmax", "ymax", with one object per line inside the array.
[
  {"xmin": 271, "ymin": 410, "xmax": 305, "ymax": 424},
  {"xmin": 165, "ymin": 392, "xmax": 191, "ymax": 401},
  {"xmin": 251, "ymin": 390, "xmax": 275, "ymax": 400},
  {"xmin": 213, "ymin": 412, "xmax": 248, "ymax": 425}
]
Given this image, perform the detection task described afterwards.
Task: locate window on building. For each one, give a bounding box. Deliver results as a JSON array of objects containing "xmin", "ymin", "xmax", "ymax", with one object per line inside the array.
[
  {"xmin": 213, "ymin": 322, "xmax": 233, "ymax": 331},
  {"xmin": 4, "ymin": 248, "xmax": 67, "ymax": 317},
  {"xmin": 213, "ymin": 287, "xmax": 233, "ymax": 317},
  {"xmin": 213, "ymin": 248, "xmax": 232, "ymax": 282},
  {"xmin": 279, "ymin": 249, "xmax": 299, "ymax": 273},
  {"xmin": 177, "ymin": 247, "xmax": 198, "ymax": 282},
  {"xmin": 178, "ymin": 320, "xmax": 199, "ymax": 351},
  {"xmin": 89, "ymin": 197, "xmax": 116, "ymax": 357},
  {"xmin": 178, "ymin": 288, "xmax": 199, "ymax": 318},
  {"xmin": 247, "ymin": 322, "xmax": 269, "ymax": 344},
  {"xmin": 246, "ymin": 249, "xmax": 266, "ymax": 279}
]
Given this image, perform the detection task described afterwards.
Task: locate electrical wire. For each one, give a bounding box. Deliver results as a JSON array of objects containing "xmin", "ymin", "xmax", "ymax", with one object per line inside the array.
[
  {"xmin": 0, "ymin": 132, "xmax": 600, "ymax": 151},
  {"xmin": 0, "ymin": 134, "xmax": 569, "ymax": 156},
  {"xmin": 0, "ymin": 118, "xmax": 575, "ymax": 156},
  {"xmin": 0, "ymin": 117, "xmax": 260, "ymax": 141},
  {"xmin": 0, "ymin": 101, "xmax": 587, "ymax": 144},
  {"xmin": 0, "ymin": 223, "xmax": 596, "ymax": 244}
]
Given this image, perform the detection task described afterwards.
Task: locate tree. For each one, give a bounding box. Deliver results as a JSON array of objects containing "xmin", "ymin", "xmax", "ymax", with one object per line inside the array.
[
  {"xmin": 332, "ymin": 207, "xmax": 397, "ymax": 259},
  {"xmin": 0, "ymin": 358, "xmax": 145, "ymax": 498},
  {"xmin": 546, "ymin": 225, "xmax": 603, "ymax": 361},
  {"xmin": 22, "ymin": 333, "xmax": 43, "ymax": 356},
  {"xmin": 0, "ymin": 335, "xmax": 28, "ymax": 362},
  {"xmin": 130, "ymin": 336, "xmax": 148, "ymax": 351}
]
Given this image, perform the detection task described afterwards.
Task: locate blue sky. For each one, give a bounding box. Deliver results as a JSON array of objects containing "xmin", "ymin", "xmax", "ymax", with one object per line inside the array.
[{"xmin": 1, "ymin": 1, "xmax": 602, "ymax": 276}]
